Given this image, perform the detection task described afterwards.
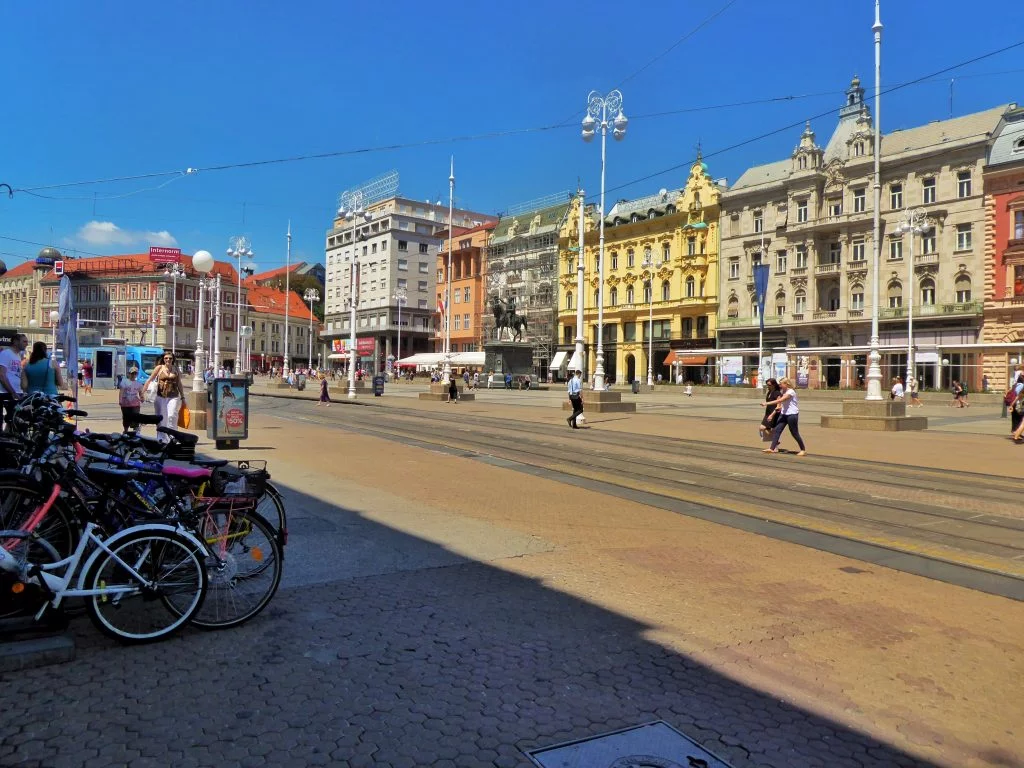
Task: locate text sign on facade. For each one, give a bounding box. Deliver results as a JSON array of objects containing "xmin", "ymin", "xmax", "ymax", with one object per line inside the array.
[
  {"xmin": 149, "ymin": 246, "xmax": 182, "ymax": 264},
  {"xmin": 54, "ymin": 260, "xmax": 64, "ymax": 276}
]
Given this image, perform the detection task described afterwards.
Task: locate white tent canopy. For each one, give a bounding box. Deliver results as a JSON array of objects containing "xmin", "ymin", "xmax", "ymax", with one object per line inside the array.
[
  {"xmin": 396, "ymin": 352, "xmax": 486, "ymax": 367},
  {"xmin": 549, "ymin": 350, "xmax": 568, "ymax": 370}
]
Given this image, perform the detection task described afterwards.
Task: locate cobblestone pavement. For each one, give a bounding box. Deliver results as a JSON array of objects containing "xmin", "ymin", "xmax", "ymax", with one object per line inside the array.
[{"xmin": 1, "ymin": 394, "xmax": 1021, "ymax": 767}]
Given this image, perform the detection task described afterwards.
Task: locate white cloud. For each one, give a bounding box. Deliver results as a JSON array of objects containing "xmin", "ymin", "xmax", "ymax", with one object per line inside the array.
[{"xmin": 75, "ymin": 221, "xmax": 178, "ymax": 249}]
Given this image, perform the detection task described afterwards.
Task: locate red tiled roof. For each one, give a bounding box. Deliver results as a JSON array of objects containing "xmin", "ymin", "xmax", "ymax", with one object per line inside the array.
[
  {"xmin": 246, "ymin": 284, "xmax": 320, "ymax": 328},
  {"xmin": 1, "ymin": 260, "xmax": 39, "ymax": 279},
  {"xmin": 247, "ymin": 263, "xmax": 304, "ymax": 285},
  {"xmin": 38, "ymin": 253, "xmax": 238, "ymax": 283}
]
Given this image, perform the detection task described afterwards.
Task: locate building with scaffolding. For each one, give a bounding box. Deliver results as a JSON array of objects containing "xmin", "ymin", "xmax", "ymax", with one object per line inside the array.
[{"xmin": 484, "ymin": 192, "xmax": 571, "ymax": 377}]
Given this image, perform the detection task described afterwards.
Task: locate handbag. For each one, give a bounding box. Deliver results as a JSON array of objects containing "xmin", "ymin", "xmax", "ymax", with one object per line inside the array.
[
  {"xmin": 178, "ymin": 402, "xmax": 191, "ymax": 429},
  {"xmin": 143, "ymin": 380, "xmax": 158, "ymax": 403}
]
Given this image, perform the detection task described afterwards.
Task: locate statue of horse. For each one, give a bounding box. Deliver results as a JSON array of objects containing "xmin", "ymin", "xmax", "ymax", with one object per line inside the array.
[{"xmin": 490, "ymin": 295, "xmax": 527, "ymax": 342}]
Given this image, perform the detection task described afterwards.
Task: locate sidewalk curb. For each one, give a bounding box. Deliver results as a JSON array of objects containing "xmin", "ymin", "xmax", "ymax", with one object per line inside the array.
[{"xmin": 0, "ymin": 618, "xmax": 76, "ymax": 672}]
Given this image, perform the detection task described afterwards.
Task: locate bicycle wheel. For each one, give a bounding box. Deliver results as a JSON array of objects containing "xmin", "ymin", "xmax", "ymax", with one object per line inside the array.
[
  {"xmin": 192, "ymin": 508, "xmax": 282, "ymax": 630},
  {"xmin": 256, "ymin": 482, "xmax": 288, "ymax": 551},
  {"xmin": 0, "ymin": 479, "xmax": 80, "ymax": 560},
  {"xmin": 0, "ymin": 530, "xmax": 60, "ymax": 620},
  {"xmin": 84, "ymin": 527, "xmax": 207, "ymax": 643}
]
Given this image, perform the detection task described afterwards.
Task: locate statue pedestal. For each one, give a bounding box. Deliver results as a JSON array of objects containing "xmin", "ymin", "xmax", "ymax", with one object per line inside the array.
[
  {"xmin": 484, "ymin": 341, "xmax": 533, "ymax": 379},
  {"xmin": 820, "ymin": 400, "xmax": 927, "ymax": 431},
  {"xmin": 561, "ymin": 389, "xmax": 636, "ymax": 414},
  {"xmin": 419, "ymin": 382, "xmax": 475, "ymax": 402}
]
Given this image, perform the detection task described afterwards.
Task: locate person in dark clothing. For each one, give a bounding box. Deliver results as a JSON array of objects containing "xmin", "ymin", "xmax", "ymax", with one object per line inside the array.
[
  {"xmin": 447, "ymin": 374, "xmax": 459, "ymax": 404},
  {"xmin": 759, "ymin": 378, "xmax": 782, "ymax": 441},
  {"xmin": 317, "ymin": 374, "xmax": 332, "ymax": 407}
]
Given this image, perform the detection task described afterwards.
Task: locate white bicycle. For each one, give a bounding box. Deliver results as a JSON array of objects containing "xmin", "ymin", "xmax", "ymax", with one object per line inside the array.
[{"xmin": 1, "ymin": 513, "xmax": 208, "ymax": 644}]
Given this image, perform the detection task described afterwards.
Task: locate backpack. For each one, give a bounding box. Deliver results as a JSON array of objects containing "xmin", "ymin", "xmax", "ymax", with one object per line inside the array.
[{"xmin": 1006, "ymin": 387, "xmax": 1021, "ymax": 407}]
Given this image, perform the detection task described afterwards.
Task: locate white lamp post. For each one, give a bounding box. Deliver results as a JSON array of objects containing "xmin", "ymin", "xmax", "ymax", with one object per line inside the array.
[
  {"xmin": 642, "ymin": 251, "xmax": 654, "ymax": 386},
  {"xmin": 394, "ymin": 287, "xmax": 407, "ymax": 378},
  {"xmin": 895, "ymin": 207, "xmax": 931, "ymax": 391},
  {"xmin": 212, "ymin": 273, "xmax": 222, "ymax": 374},
  {"xmin": 303, "ymin": 287, "xmax": 320, "ymax": 369},
  {"xmin": 339, "ymin": 194, "xmax": 371, "ymax": 399},
  {"xmin": 443, "ymin": 158, "xmax": 455, "ymax": 380},
  {"xmin": 570, "ymin": 188, "xmax": 586, "ymax": 375},
  {"xmin": 164, "ymin": 262, "xmax": 185, "ymax": 356},
  {"xmin": 284, "ymin": 222, "xmax": 292, "ymax": 379},
  {"xmin": 582, "ymin": 89, "xmax": 627, "ymax": 391},
  {"xmin": 226, "ymin": 236, "xmax": 254, "ymax": 373},
  {"xmin": 191, "ymin": 250, "xmax": 214, "ymax": 392},
  {"xmin": 49, "ymin": 309, "xmax": 59, "ymax": 353},
  {"xmin": 866, "ymin": 0, "xmax": 884, "ymax": 400}
]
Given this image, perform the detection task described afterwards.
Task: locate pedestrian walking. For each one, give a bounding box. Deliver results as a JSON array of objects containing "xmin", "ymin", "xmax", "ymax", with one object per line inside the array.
[
  {"xmin": 908, "ymin": 375, "xmax": 923, "ymax": 407},
  {"xmin": 950, "ymin": 380, "xmax": 964, "ymax": 408},
  {"xmin": 447, "ymin": 374, "xmax": 459, "ymax": 403},
  {"xmin": 759, "ymin": 378, "xmax": 781, "ymax": 441},
  {"xmin": 81, "ymin": 359, "xmax": 93, "ymax": 395},
  {"xmin": 1008, "ymin": 373, "xmax": 1024, "ymax": 437},
  {"xmin": 762, "ymin": 377, "xmax": 806, "ymax": 456},
  {"xmin": 117, "ymin": 367, "xmax": 144, "ymax": 430},
  {"xmin": 21, "ymin": 341, "xmax": 64, "ymax": 398},
  {"xmin": 143, "ymin": 351, "xmax": 185, "ymax": 442},
  {"xmin": 566, "ymin": 369, "xmax": 584, "ymax": 429},
  {"xmin": 317, "ymin": 373, "xmax": 332, "ymax": 407}
]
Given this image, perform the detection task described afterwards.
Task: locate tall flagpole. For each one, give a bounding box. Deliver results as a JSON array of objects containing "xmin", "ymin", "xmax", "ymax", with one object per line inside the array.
[
  {"xmin": 866, "ymin": 0, "xmax": 884, "ymax": 400},
  {"xmin": 443, "ymin": 157, "xmax": 454, "ymax": 379},
  {"xmin": 284, "ymin": 221, "xmax": 291, "ymax": 378},
  {"xmin": 572, "ymin": 188, "xmax": 586, "ymax": 374}
]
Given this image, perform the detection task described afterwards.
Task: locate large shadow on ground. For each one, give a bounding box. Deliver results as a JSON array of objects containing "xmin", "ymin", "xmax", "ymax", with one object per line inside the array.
[{"xmin": 2, "ymin": 477, "xmax": 1014, "ymax": 768}]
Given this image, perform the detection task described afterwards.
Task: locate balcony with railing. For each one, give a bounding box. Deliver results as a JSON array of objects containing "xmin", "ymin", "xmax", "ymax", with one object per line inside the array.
[
  {"xmin": 719, "ymin": 315, "xmax": 784, "ymax": 328},
  {"xmin": 880, "ymin": 300, "xmax": 983, "ymax": 319},
  {"xmin": 915, "ymin": 253, "xmax": 939, "ymax": 266},
  {"xmin": 814, "ymin": 262, "xmax": 841, "ymax": 276}
]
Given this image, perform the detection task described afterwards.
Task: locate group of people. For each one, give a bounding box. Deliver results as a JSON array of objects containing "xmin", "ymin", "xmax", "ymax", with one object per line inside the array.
[{"xmin": 0, "ymin": 335, "xmax": 61, "ymax": 432}]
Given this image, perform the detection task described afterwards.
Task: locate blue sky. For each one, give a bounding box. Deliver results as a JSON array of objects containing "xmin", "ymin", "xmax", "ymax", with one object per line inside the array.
[{"xmin": 1, "ymin": 0, "xmax": 1022, "ymax": 274}]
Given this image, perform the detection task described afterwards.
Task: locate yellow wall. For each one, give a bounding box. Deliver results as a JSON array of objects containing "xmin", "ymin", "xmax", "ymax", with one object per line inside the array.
[{"xmin": 556, "ymin": 159, "xmax": 721, "ymax": 381}]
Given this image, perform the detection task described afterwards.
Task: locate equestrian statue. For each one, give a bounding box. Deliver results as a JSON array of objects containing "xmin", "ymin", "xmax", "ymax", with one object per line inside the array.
[{"xmin": 490, "ymin": 295, "xmax": 528, "ymax": 342}]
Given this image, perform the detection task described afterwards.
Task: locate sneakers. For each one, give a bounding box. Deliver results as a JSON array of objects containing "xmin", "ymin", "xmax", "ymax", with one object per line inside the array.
[{"xmin": 566, "ymin": 417, "xmax": 573, "ymax": 428}]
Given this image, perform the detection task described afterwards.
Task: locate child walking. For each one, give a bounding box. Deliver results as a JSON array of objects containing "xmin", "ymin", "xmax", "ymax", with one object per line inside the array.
[{"xmin": 118, "ymin": 367, "xmax": 144, "ymax": 431}]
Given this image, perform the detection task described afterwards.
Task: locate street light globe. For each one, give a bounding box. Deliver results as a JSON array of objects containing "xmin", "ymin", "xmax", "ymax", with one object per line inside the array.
[
  {"xmin": 49, "ymin": 310, "xmax": 59, "ymax": 323},
  {"xmin": 941, "ymin": 358, "xmax": 950, "ymax": 366},
  {"xmin": 28, "ymin": 319, "xmax": 39, "ymax": 328},
  {"xmin": 192, "ymin": 250, "xmax": 215, "ymax": 274}
]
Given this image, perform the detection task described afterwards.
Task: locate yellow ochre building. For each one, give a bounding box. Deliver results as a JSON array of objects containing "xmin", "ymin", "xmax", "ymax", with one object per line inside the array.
[{"xmin": 555, "ymin": 157, "xmax": 722, "ymax": 384}]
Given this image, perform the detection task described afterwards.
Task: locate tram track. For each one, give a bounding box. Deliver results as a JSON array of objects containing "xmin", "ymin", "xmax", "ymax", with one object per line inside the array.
[{"xmin": 256, "ymin": 399, "xmax": 1024, "ymax": 600}]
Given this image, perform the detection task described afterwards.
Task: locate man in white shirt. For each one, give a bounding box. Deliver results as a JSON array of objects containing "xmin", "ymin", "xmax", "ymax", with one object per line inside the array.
[
  {"xmin": 0, "ymin": 333, "xmax": 28, "ymax": 432},
  {"xmin": 566, "ymin": 369, "xmax": 584, "ymax": 429}
]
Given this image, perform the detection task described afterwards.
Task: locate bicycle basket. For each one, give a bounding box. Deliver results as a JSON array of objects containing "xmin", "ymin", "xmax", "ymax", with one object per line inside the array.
[{"xmin": 208, "ymin": 460, "xmax": 268, "ymax": 497}]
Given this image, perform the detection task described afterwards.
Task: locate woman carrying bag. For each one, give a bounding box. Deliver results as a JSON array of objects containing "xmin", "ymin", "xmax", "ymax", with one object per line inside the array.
[
  {"xmin": 144, "ymin": 351, "xmax": 186, "ymax": 442},
  {"xmin": 21, "ymin": 341, "xmax": 64, "ymax": 397}
]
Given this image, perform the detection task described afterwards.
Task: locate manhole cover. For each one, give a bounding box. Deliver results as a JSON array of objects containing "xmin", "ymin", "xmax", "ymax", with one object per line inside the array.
[{"xmin": 527, "ymin": 721, "xmax": 735, "ymax": 768}]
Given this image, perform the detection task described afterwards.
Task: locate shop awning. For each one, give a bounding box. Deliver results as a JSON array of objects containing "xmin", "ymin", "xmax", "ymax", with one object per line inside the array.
[
  {"xmin": 681, "ymin": 356, "xmax": 708, "ymax": 365},
  {"xmin": 663, "ymin": 351, "xmax": 679, "ymax": 366},
  {"xmin": 549, "ymin": 350, "xmax": 568, "ymax": 369}
]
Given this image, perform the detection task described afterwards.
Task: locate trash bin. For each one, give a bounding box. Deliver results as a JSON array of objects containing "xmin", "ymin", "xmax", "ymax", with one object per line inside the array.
[
  {"xmin": 373, "ymin": 375, "xmax": 385, "ymax": 397},
  {"xmin": 207, "ymin": 377, "xmax": 250, "ymax": 449},
  {"xmin": 296, "ymin": 374, "xmax": 306, "ymax": 391},
  {"xmin": 632, "ymin": 379, "xmax": 641, "ymax": 394}
]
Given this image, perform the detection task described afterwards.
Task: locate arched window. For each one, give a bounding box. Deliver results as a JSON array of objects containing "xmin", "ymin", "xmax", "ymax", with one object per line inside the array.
[
  {"xmin": 794, "ymin": 289, "xmax": 806, "ymax": 314},
  {"xmin": 887, "ymin": 280, "xmax": 903, "ymax": 308},
  {"xmin": 798, "ymin": 155, "xmax": 807, "ymax": 170},
  {"xmin": 594, "ymin": 289, "xmax": 600, "ymax": 308},
  {"xmin": 775, "ymin": 290, "xmax": 786, "ymax": 316},
  {"xmin": 661, "ymin": 281, "xmax": 670, "ymax": 301},
  {"xmin": 565, "ymin": 292, "xmax": 573, "ymax": 310},
  {"xmin": 920, "ymin": 278, "xmax": 935, "ymax": 306},
  {"xmin": 685, "ymin": 276, "xmax": 696, "ymax": 298},
  {"xmin": 643, "ymin": 281, "xmax": 652, "ymax": 304},
  {"xmin": 850, "ymin": 283, "xmax": 864, "ymax": 310},
  {"xmin": 727, "ymin": 295, "xmax": 739, "ymax": 318},
  {"xmin": 610, "ymin": 287, "xmax": 618, "ymax": 306},
  {"xmin": 626, "ymin": 285, "xmax": 634, "ymax": 304},
  {"xmin": 955, "ymin": 274, "xmax": 972, "ymax": 303}
]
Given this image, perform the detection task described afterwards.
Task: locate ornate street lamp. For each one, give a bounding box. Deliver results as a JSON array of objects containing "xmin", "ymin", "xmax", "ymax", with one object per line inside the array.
[
  {"xmin": 338, "ymin": 194, "xmax": 371, "ymax": 399},
  {"xmin": 393, "ymin": 287, "xmax": 407, "ymax": 377},
  {"xmin": 303, "ymin": 287, "xmax": 320, "ymax": 369},
  {"xmin": 191, "ymin": 250, "xmax": 214, "ymax": 392},
  {"xmin": 226, "ymin": 235, "xmax": 254, "ymax": 372},
  {"xmin": 164, "ymin": 262, "xmax": 185, "ymax": 355},
  {"xmin": 582, "ymin": 89, "xmax": 627, "ymax": 390}
]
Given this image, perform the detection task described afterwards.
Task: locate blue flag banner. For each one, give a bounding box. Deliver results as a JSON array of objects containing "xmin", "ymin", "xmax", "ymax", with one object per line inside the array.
[{"xmin": 753, "ymin": 263, "xmax": 771, "ymax": 332}]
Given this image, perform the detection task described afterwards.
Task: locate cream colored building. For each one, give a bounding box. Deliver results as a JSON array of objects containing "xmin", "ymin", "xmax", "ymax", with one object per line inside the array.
[{"xmin": 719, "ymin": 77, "xmax": 1013, "ymax": 389}]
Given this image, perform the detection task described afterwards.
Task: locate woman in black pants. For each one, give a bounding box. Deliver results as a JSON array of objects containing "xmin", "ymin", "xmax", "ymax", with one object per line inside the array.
[
  {"xmin": 762, "ymin": 376, "xmax": 807, "ymax": 456},
  {"xmin": 759, "ymin": 378, "xmax": 781, "ymax": 441}
]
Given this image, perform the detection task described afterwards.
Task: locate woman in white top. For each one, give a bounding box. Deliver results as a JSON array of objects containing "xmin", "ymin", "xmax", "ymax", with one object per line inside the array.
[
  {"xmin": 761, "ymin": 376, "xmax": 807, "ymax": 456},
  {"xmin": 890, "ymin": 377, "xmax": 905, "ymax": 400}
]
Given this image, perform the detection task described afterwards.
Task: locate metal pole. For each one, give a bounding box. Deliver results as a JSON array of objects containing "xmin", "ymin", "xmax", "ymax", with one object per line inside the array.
[
  {"xmin": 443, "ymin": 157, "xmax": 455, "ymax": 380},
  {"xmin": 906, "ymin": 221, "xmax": 914, "ymax": 391},
  {"xmin": 347, "ymin": 207, "xmax": 360, "ymax": 400},
  {"xmin": 284, "ymin": 222, "xmax": 291, "ymax": 378},
  {"xmin": 647, "ymin": 276, "xmax": 654, "ymax": 386},
  {"xmin": 574, "ymin": 189, "xmax": 586, "ymax": 374},
  {"xmin": 192, "ymin": 276, "xmax": 206, "ymax": 393},
  {"xmin": 594, "ymin": 106, "xmax": 608, "ymax": 391},
  {"xmin": 171, "ymin": 269, "xmax": 177, "ymax": 355},
  {"xmin": 237, "ymin": 258, "xmax": 242, "ymax": 372},
  {"xmin": 308, "ymin": 301, "xmax": 313, "ymax": 368},
  {"xmin": 757, "ymin": 230, "xmax": 765, "ymax": 385},
  {"xmin": 150, "ymin": 289, "xmax": 156, "ymax": 345},
  {"xmin": 866, "ymin": 0, "xmax": 884, "ymax": 400},
  {"xmin": 213, "ymin": 274, "xmax": 222, "ymax": 373}
]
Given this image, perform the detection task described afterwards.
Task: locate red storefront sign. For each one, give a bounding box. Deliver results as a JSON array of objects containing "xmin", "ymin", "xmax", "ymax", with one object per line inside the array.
[{"xmin": 149, "ymin": 247, "xmax": 182, "ymax": 264}]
